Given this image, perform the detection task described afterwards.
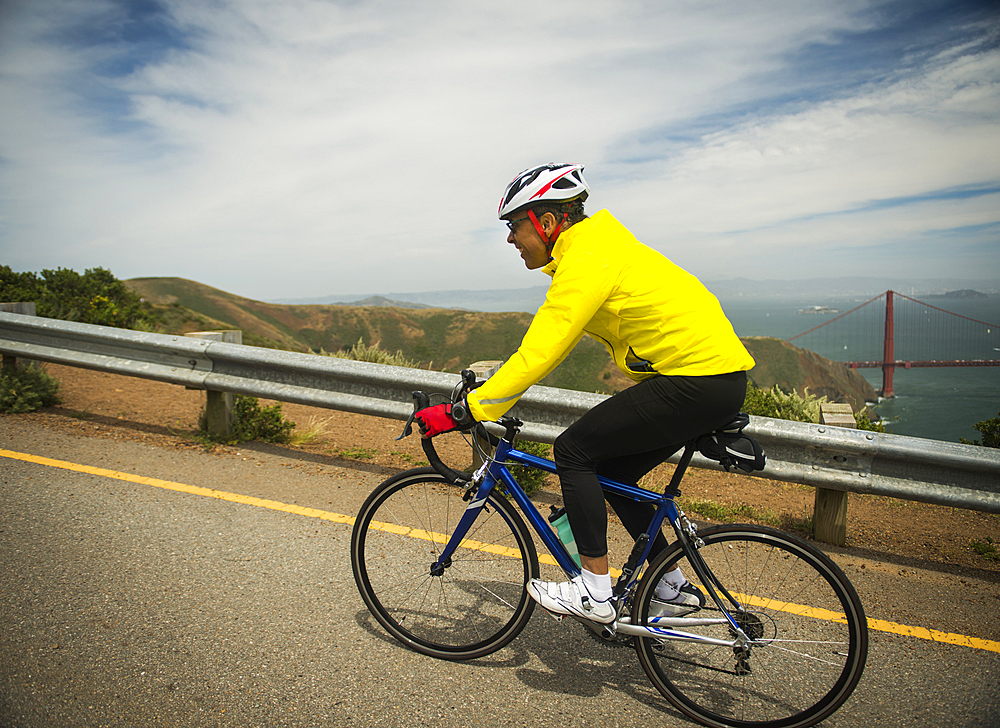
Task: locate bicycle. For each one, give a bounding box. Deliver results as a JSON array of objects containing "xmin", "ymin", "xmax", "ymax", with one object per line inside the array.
[{"xmin": 350, "ymin": 371, "xmax": 868, "ymax": 728}]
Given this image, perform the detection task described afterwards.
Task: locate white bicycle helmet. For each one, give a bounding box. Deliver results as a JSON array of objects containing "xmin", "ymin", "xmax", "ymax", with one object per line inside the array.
[{"xmin": 497, "ymin": 163, "xmax": 589, "ymax": 219}]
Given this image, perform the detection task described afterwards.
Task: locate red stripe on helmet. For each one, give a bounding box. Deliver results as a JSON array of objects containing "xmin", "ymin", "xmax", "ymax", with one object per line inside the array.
[{"xmin": 529, "ymin": 168, "xmax": 576, "ymax": 201}]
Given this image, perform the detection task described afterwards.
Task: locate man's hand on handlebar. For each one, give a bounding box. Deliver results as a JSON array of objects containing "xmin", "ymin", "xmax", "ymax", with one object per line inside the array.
[
  {"xmin": 400, "ymin": 372, "xmax": 511, "ymax": 484},
  {"xmin": 414, "ymin": 397, "xmax": 475, "ymax": 438}
]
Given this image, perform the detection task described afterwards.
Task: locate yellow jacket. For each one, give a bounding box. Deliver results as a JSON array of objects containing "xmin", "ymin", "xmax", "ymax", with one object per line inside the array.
[{"xmin": 466, "ymin": 210, "xmax": 755, "ymax": 422}]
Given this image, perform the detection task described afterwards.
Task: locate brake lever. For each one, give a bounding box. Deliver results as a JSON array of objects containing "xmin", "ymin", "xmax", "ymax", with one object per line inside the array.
[
  {"xmin": 450, "ymin": 368, "xmax": 478, "ymax": 405},
  {"xmin": 396, "ymin": 390, "xmax": 431, "ymax": 441},
  {"xmin": 395, "ymin": 412, "xmax": 416, "ymax": 441}
]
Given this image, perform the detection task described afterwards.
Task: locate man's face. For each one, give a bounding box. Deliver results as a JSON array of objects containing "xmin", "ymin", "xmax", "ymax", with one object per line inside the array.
[{"xmin": 506, "ymin": 215, "xmax": 550, "ymax": 270}]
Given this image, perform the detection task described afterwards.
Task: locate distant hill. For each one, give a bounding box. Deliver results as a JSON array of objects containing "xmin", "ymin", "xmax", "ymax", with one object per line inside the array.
[
  {"xmin": 277, "ymin": 278, "xmax": 1000, "ymax": 312},
  {"xmin": 703, "ymin": 277, "xmax": 1000, "ymax": 299},
  {"xmin": 271, "ymin": 286, "xmax": 549, "ymax": 313},
  {"xmin": 127, "ymin": 276, "xmax": 876, "ymax": 405},
  {"xmin": 925, "ymin": 289, "xmax": 988, "ymax": 300},
  {"xmin": 336, "ymin": 296, "xmax": 434, "ymax": 309}
]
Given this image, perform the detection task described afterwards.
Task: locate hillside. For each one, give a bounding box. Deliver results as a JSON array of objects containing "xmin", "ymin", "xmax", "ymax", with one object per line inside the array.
[
  {"xmin": 128, "ymin": 277, "xmax": 615, "ymax": 391},
  {"xmin": 741, "ymin": 337, "xmax": 876, "ymax": 410},
  {"xmin": 127, "ymin": 277, "xmax": 875, "ymax": 405},
  {"xmin": 129, "ymin": 277, "xmax": 314, "ymax": 351}
]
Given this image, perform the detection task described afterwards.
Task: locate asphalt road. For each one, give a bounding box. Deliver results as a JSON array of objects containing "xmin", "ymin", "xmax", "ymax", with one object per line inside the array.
[{"xmin": 2, "ymin": 418, "xmax": 999, "ymax": 728}]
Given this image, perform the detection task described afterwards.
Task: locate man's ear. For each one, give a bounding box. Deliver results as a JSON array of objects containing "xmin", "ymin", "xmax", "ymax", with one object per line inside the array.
[{"xmin": 540, "ymin": 211, "xmax": 558, "ymax": 235}]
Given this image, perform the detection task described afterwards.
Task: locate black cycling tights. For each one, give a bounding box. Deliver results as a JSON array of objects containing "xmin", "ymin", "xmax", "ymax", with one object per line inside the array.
[{"xmin": 553, "ymin": 371, "xmax": 748, "ymax": 560}]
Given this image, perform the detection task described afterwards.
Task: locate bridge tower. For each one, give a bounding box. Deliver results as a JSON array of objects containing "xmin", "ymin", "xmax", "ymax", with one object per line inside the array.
[
  {"xmin": 880, "ymin": 290, "xmax": 895, "ymax": 398},
  {"xmin": 787, "ymin": 288, "xmax": 1000, "ymax": 393}
]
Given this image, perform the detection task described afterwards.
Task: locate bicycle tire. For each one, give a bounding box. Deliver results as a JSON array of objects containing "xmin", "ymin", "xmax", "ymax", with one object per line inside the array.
[
  {"xmin": 351, "ymin": 467, "xmax": 539, "ymax": 660},
  {"xmin": 633, "ymin": 524, "xmax": 868, "ymax": 728}
]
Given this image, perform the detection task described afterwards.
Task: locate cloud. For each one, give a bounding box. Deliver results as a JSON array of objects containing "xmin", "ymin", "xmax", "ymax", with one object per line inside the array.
[
  {"xmin": 1, "ymin": 0, "xmax": 997, "ymax": 300},
  {"xmin": 603, "ymin": 19, "xmax": 1000, "ymax": 278}
]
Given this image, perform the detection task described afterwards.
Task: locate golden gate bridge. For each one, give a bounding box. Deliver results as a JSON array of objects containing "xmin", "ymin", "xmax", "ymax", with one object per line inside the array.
[{"xmin": 786, "ymin": 290, "xmax": 1000, "ymax": 398}]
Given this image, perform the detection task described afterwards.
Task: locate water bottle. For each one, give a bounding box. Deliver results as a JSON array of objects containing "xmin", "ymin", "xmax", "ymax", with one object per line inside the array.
[{"xmin": 548, "ymin": 506, "xmax": 581, "ymax": 567}]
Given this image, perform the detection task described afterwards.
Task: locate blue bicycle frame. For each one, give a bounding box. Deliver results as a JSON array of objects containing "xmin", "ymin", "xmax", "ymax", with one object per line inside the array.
[
  {"xmin": 357, "ymin": 395, "xmax": 865, "ymax": 727},
  {"xmin": 428, "ymin": 434, "xmax": 751, "ymax": 644}
]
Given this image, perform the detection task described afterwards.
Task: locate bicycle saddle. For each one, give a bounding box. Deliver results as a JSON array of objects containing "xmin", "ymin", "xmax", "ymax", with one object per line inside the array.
[{"xmin": 696, "ymin": 413, "xmax": 766, "ymax": 473}]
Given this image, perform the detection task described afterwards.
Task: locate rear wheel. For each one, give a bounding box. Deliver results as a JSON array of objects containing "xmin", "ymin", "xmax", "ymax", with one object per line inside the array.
[
  {"xmin": 351, "ymin": 468, "xmax": 538, "ymax": 660},
  {"xmin": 633, "ymin": 524, "xmax": 867, "ymax": 728}
]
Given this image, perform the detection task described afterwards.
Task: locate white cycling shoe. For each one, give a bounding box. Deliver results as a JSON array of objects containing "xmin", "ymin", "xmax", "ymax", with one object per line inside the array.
[
  {"xmin": 526, "ymin": 576, "xmax": 616, "ymax": 624},
  {"xmin": 649, "ymin": 580, "xmax": 706, "ymax": 618}
]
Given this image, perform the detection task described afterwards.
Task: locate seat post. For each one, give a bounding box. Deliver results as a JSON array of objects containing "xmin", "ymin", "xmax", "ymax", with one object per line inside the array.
[{"xmin": 663, "ymin": 443, "xmax": 696, "ymax": 496}]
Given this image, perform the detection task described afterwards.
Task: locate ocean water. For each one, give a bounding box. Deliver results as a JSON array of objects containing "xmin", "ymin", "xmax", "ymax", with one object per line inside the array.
[{"xmin": 717, "ymin": 294, "xmax": 1000, "ymax": 444}]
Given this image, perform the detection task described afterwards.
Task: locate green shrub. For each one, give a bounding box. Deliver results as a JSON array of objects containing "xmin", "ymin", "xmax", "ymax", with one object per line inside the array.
[
  {"xmin": 742, "ymin": 383, "xmax": 826, "ymax": 423},
  {"xmin": 0, "ymin": 265, "xmax": 152, "ymax": 330},
  {"xmin": 231, "ymin": 395, "xmax": 296, "ymax": 444},
  {"xmin": 0, "ymin": 364, "xmax": 61, "ymax": 413},
  {"xmin": 326, "ymin": 338, "xmax": 418, "ymax": 368},
  {"xmin": 971, "ymin": 537, "xmax": 998, "ymax": 561},
  {"xmin": 743, "ymin": 382, "xmax": 884, "ymax": 432},
  {"xmin": 742, "ymin": 382, "xmax": 783, "ymax": 419},
  {"xmin": 960, "ymin": 411, "xmax": 1000, "ymax": 448},
  {"xmin": 854, "ymin": 408, "xmax": 886, "ymax": 433},
  {"xmin": 509, "ymin": 440, "xmax": 553, "ymax": 497},
  {"xmin": 338, "ymin": 446, "xmax": 378, "ymax": 460}
]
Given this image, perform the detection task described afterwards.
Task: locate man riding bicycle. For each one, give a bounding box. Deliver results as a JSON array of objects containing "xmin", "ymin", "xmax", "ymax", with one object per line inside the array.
[{"xmin": 416, "ymin": 163, "xmax": 755, "ymax": 624}]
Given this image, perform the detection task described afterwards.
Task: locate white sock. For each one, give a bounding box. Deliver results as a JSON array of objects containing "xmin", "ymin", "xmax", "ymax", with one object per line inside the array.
[
  {"xmin": 580, "ymin": 569, "xmax": 613, "ymax": 603},
  {"xmin": 655, "ymin": 567, "xmax": 686, "ymax": 600}
]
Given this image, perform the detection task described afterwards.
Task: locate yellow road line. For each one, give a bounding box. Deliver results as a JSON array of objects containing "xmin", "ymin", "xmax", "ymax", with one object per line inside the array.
[
  {"xmin": 3, "ymin": 447, "xmax": 999, "ymax": 654},
  {"xmin": 0, "ymin": 448, "xmax": 355, "ymax": 525}
]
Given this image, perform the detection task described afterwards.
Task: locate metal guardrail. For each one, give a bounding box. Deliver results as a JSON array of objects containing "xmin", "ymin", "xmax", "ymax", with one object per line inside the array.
[{"xmin": 2, "ymin": 310, "xmax": 999, "ymax": 514}]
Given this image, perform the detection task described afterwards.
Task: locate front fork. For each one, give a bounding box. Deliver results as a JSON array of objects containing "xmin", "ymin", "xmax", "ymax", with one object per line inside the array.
[{"xmin": 430, "ymin": 463, "xmax": 495, "ymax": 574}]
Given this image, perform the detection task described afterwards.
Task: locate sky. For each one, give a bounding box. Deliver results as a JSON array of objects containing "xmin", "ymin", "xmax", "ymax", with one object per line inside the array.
[{"xmin": 1, "ymin": 0, "xmax": 998, "ymax": 302}]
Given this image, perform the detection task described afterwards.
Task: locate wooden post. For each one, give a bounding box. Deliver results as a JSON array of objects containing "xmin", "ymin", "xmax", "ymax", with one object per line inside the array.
[
  {"xmin": 467, "ymin": 360, "xmax": 503, "ymax": 470},
  {"xmin": 1, "ymin": 302, "xmax": 38, "ymax": 373},
  {"xmin": 813, "ymin": 403, "xmax": 856, "ymax": 546},
  {"xmin": 0, "ymin": 302, "xmax": 37, "ymax": 315},
  {"xmin": 185, "ymin": 331, "xmax": 242, "ymax": 439}
]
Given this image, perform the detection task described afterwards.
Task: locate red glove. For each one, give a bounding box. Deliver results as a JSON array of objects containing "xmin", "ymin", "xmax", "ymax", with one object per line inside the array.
[
  {"xmin": 414, "ymin": 401, "xmax": 473, "ymax": 438},
  {"xmin": 414, "ymin": 403, "xmax": 459, "ymax": 438}
]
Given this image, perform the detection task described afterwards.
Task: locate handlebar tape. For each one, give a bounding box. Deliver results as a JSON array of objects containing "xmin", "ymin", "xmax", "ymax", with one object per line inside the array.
[{"xmin": 421, "ymin": 437, "xmax": 470, "ymax": 485}]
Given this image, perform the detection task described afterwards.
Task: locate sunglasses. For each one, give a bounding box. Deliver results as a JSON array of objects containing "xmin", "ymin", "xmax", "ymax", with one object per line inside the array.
[{"xmin": 505, "ymin": 216, "xmax": 530, "ymax": 231}]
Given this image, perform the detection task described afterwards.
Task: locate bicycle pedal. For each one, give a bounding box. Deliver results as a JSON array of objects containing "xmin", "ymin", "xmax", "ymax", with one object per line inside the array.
[{"xmin": 541, "ymin": 608, "xmax": 567, "ymax": 622}]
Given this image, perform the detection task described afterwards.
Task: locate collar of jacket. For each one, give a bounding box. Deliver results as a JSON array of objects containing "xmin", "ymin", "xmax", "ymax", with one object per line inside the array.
[{"xmin": 540, "ymin": 209, "xmax": 606, "ymax": 278}]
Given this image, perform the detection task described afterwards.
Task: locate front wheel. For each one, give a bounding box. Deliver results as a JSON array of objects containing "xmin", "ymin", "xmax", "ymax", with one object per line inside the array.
[
  {"xmin": 633, "ymin": 524, "xmax": 868, "ymax": 728},
  {"xmin": 351, "ymin": 468, "xmax": 539, "ymax": 660}
]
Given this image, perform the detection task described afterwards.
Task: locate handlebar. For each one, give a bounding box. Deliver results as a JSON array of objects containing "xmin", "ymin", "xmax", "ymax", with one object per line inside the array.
[
  {"xmin": 421, "ymin": 433, "xmax": 471, "ymax": 485},
  {"xmin": 396, "ymin": 370, "xmax": 516, "ymax": 485}
]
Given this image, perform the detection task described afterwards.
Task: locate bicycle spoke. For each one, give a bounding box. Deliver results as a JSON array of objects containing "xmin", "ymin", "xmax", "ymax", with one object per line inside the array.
[
  {"xmin": 352, "ymin": 470, "xmax": 538, "ymax": 660},
  {"xmin": 762, "ymin": 642, "xmax": 849, "ymax": 668},
  {"xmin": 634, "ymin": 524, "xmax": 867, "ymax": 728}
]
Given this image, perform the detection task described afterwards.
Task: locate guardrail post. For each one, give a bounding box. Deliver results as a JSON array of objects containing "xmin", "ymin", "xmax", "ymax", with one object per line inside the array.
[
  {"xmin": 813, "ymin": 403, "xmax": 856, "ymax": 546},
  {"xmin": 468, "ymin": 360, "xmax": 503, "ymax": 470},
  {"xmin": 0, "ymin": 303, "xmax": 37, "ymax": 373},
  {"xmin": 185, "ymin": 331, "xmax": 242, "ymax": 438}
]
